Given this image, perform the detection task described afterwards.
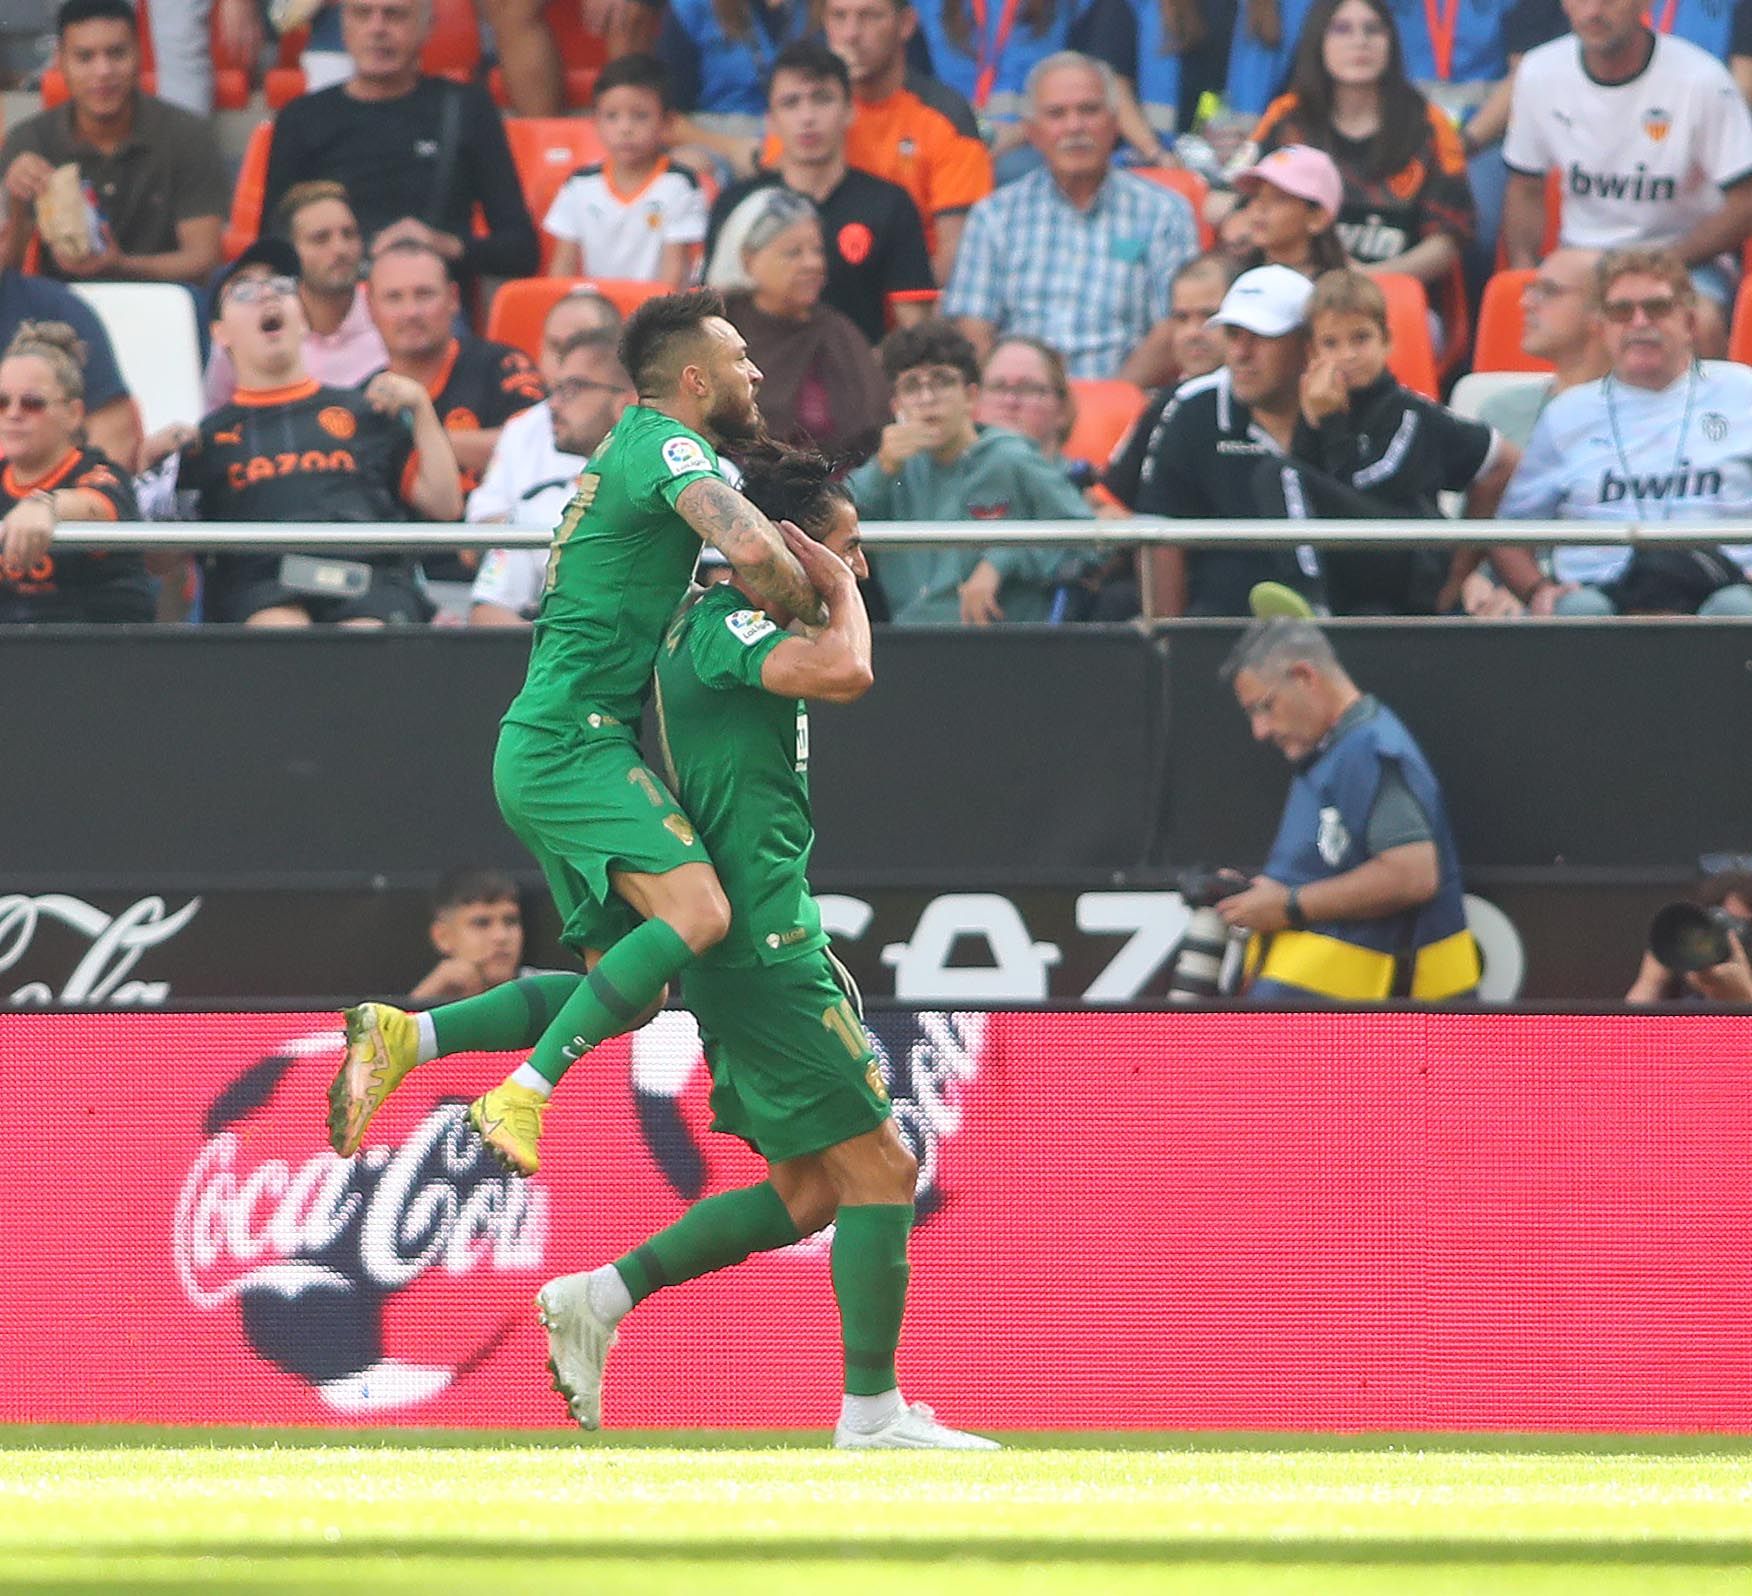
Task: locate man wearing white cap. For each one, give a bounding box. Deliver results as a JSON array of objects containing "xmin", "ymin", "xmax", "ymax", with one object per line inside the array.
[{"xmin": 1133, "ymin": 263, "xmax": 1327, "ymax": 617}]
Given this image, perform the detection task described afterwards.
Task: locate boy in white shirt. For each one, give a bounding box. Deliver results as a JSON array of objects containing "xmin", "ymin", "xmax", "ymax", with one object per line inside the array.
[{"xmin": 543, "ymin": 54, "xmax": 708, "ymax": 288}]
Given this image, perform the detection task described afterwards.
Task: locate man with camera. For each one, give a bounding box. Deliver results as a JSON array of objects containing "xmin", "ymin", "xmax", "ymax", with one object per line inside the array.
[
  {"xmin": 1215, "ymin": 618, "xmax": 1479, "ymax": 1004},
  {"xmin": 1628, "ymin": 871, "xmax": 1752, "ymax": 1005}
]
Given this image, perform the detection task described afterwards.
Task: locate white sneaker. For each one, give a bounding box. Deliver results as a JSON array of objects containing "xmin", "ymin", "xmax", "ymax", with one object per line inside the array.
[
  {"xmin": 833, "ymin": 1401, "xmax": 1001, "ymax": 1451},
  {"xmin": 535, "ymin": 1273, "xmax": 618, "ymax": 1430}
]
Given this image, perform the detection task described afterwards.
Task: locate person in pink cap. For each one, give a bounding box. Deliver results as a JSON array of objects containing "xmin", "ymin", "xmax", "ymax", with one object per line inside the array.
[{"xmin": 1230, "ymin": 144, "xmax": 1351, "ymax": 282}]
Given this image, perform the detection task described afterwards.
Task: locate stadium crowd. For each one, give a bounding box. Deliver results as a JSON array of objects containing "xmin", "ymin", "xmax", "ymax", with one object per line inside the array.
[{"xmin": 5, "ymin": 0, "xmax": 1752, "ymax": 623}]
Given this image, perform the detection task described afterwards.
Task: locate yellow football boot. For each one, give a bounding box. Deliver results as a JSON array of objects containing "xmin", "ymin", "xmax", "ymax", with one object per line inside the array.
[
  {"xmin": 328, "ymin": 1001, "xmax": 422, "ymax": 1157},
  {"xmin": 468, "ymin": 1081, "xmax": 548, "ymax": 1177}
]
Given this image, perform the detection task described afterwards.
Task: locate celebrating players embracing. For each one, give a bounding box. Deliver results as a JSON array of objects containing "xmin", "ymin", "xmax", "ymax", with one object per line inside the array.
[
  {"xmin": 536, "ymin": 444, "xmax": 997, "ymax": 1450},
  {"xmin": 328, "ymin": 289, "xmax": 826, "ymax": 1175}
]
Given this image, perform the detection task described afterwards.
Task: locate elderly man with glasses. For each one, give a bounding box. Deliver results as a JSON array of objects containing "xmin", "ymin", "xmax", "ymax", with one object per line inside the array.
[{"xmin": 1495, "ymin": 245, "xmax": 1752, "ymax": 617}]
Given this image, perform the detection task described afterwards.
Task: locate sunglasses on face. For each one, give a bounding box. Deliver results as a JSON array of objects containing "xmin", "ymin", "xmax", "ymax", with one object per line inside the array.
[
  {"xmin": 1601, "ymin": 294, "xmax": 1681, "ymax": 323},
  {"xmin": 0, "ymin": 392, "xmax": 52, "ymax": 415},
  {"xmin": 224, "ymin": 274, "xmax": 298, "ymax": 307}
]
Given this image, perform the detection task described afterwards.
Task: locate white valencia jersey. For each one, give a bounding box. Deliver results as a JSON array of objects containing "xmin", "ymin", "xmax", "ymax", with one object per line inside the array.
[
  {"xmin": 541, "ymin": 160, "xmax": 708, "ymax": 280},
  {"xmin": 1503, "ymin": 33, "xmax": 1752, "ymax": 250},
  {"xmin": 1498, "ymin": 360, "xmax": 1752, "ymax": 585},
  {"xmin": 466, "ymin": 400, "xmax": 585, "ymax": 617}
]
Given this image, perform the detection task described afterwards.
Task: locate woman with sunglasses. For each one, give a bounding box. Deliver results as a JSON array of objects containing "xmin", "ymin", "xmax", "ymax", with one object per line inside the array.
[{"xmin": 0, "ymin": 320, "xmax": 149, "ymax": 624}]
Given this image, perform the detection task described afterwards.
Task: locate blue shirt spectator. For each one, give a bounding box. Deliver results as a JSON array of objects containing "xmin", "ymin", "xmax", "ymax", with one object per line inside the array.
[
  {"xmin": 1225, "ymin": 0, "xmax": 1317, "ymax": 114},
  {"xmin": 944, "ymin": 53, "xmax": 1197, "ymax": 377}
]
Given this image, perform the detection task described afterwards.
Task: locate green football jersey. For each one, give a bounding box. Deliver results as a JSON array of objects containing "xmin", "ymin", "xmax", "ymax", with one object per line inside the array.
[
  {"xmin": 653, "ymin": 583, "xmax": 826, "ymax": 970},
  {"xmin": 504, "ymin": 404, "xmax": 727, "ymax": 733}
]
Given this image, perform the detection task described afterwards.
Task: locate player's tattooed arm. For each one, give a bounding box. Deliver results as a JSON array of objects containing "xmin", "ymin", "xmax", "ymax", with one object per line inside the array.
[{"xmin": 675, "ymin": 476, "xmax": 829, "ymax": 626}]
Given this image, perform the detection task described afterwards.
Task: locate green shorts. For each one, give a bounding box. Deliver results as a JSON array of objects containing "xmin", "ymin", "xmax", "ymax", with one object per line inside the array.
[
  {"xmin": 494, "ymin": 719, "xmax": 708, "ymax": 955},
  {"xmin": 683, "ymin": 948, "xmax": 892, "ymax": 1164}
]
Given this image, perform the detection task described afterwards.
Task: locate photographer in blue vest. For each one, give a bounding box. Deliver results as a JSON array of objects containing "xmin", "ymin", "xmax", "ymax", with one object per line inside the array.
[{"xmin": 1216, "ymin": 618, "xmax": 1480, "ymax": 1003}]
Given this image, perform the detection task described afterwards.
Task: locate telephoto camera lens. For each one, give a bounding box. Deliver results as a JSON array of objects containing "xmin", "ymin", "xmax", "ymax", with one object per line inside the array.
[{"xmin": 1167, "ymin": 906, "xmax": 1234, "ymax": 1002}]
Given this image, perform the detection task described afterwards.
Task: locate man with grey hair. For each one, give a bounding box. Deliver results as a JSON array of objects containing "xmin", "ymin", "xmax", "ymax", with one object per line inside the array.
[
  {"xmin": 942, "ymin": 50, "xmax": 1198, "ymax": 380},
  {"xmin": 262, "ymin": 0, "xmax": 538, "ymax": 300},
  {"xmin": 1216, "ymin": 619, "xmax": 1479, "ymax": 1005}
]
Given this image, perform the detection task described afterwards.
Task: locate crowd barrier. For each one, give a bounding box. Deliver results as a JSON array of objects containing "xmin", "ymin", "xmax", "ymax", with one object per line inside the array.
[{"xmin": 7, "ymin": 1008, "xmax": 1747, "ymax": 1431}]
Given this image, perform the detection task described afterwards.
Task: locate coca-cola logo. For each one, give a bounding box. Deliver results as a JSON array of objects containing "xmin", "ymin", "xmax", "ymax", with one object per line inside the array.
[
  {"xmin": 172, "ymin": 1030, "xmax": 547, "ymax": 1412},
  {"xmin": 0, "ymin": 892, "xmax": 200, "ymax": 1006}
]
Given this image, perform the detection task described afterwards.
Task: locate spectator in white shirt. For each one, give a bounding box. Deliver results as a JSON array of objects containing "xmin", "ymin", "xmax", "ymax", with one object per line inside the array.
[
  {"xmin": 203, "ymin": 181, "xmax": 387, "ymax": 411},
  {"xmin": 468, "ymin": 325, "xmax": 634, "ymax": 625},
  {"xmin": 1497, "ymin": 245, "xmax": 1752, "ymax": 616},
  {"xmin": 543, "ymin": 54, "xmax": 708, "ymax": 288},
  {"xmin": 1502, "ymin": 0, "xmax": 1752, "ymax": 355}
]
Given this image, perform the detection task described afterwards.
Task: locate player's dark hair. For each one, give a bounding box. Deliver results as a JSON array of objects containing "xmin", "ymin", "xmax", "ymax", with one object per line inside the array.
[
  {"xmin": 593, "ymin": 51, "xmax": 675, "ymax": 113},
  {"xmin": 734, "ymin": 441, "xmax": 852, "ymax": 540},
  {"xmin": 56, "ymin": 0, "xmax": 137, "ymax": 34},
  {"xmin": 877, "ymin": 318, "xmax": 980, "ymax": 387},
  {"xmin": 432, "ymin": 868, "xmax": 520, "ymax": 916},
  {"xmin": 768, "ymin": 39, "xmax": 852, "ymax": 101},
  {"xmin": 620, "ymin": 288, "xmax": 729, "ymax": 396}
]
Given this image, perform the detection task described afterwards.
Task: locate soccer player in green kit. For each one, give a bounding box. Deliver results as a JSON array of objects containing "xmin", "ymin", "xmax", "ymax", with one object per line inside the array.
[
  {"xmin": 326, "ymin": 290, "xmax": 827, "ymax": 1177},
  {"xmin": 536, "ymin": 444, "xmax": 997, "ymax": 1449}
]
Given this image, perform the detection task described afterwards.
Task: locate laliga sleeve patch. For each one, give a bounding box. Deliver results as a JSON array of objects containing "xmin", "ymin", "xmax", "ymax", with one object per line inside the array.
[
  {"xmin": 725, "ymin": 608, "xmax": 778, "ymax": 645},
  {"xmin": 662, "ymin": 435, "xmax": 713, "ymax": 476}
]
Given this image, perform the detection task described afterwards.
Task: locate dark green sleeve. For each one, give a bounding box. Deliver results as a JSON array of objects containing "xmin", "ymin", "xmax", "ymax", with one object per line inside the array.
[{"xmin": 688, "ymin": 601, "xmax": 789, "ymax": 691}]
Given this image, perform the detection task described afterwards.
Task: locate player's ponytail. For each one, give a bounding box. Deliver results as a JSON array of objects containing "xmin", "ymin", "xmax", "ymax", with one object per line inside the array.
[{"xmin": 732, "ymin": 439, "xmax": 852, "ymax": 541}]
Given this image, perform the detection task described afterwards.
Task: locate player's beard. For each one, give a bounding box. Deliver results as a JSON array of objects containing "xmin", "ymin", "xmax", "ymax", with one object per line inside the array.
[{"xmin": 705, "ymin": 384, "xmax": 767, "ymax": 447}]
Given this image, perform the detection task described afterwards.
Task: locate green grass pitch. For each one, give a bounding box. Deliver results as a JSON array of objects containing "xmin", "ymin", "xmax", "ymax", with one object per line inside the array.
[{"xmin": 2, "ymin": 1429, "xmax": 1749, "ymax": 1595}]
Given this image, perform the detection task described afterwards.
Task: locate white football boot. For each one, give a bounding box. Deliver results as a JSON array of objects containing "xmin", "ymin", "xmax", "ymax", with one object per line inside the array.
[
  {"xmin": 535, "ymin": 1272, "xmax": 618, "ymax": 1430},
  {"xmin": 833, "ymin": 1401, "xmax": 1001, "ymax": 1450}
]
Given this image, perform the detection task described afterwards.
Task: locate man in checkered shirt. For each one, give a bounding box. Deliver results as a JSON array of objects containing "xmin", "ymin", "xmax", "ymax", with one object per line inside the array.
[{"xmin": 941, "ymin": 51, "xmax": 1197, "ymax": 382}]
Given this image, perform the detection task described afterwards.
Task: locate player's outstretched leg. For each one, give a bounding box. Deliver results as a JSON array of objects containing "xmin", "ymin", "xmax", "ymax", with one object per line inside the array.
[
  {"xmin": 471, "ymin": 862, "xmax": 730, "ymax": 1178},
  {"xmin": 537, "ymin": 1179, "xmax": 807, "ymax": 1428},
  {"xmin": 327, "ymin": 975, "xmax": 583, "ymax": 1157},
  {"xmin": 825, "ymin": 1128, "xmax": 999, "ymax": 1452}
]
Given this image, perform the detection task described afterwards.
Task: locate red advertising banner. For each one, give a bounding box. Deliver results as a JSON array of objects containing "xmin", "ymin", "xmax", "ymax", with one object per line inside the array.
[{"xmin": 2, "ymin": 1010, "xmax": 1747, "ymax": 1431}]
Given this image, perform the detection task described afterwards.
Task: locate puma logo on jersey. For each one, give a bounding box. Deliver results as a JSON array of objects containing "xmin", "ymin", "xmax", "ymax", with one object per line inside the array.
[
  {"xmin": 1599, "ymin": 465, "xmax": 1722, "ymax": 503},
  {"xmin": 1567, "ymin": 161, "xmax": 1676, "ymax": 203}
]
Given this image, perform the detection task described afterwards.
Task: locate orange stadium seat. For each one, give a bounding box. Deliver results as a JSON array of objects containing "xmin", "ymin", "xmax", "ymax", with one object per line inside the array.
[
  {"xmin": 264, "ymin": 27, "xmax": 310, "ymax": 110},
  {"xmin": 1473, "ymin": 269, "xmax": 1550, "ymax": 373},
  {"xmin": 1729, "ymin": 275, "xmax": 1752, "ymax": 365},
  {"xmin": 504, "ymin": 118, "xmax": 608, "ymax": 269},
  {"xmin": 487, "ymin": 276, "xmax": 669, "ymax": 357},
  {"xmin": 490, "ymin": 0, "xmax": 608, "ymax": 108},
  {"xmin": 1131, "ymin": 166, "xmax": 1215, "ymax": 249},
  {"xmin": 1375, "ymin": 273, "xmax": 1438, "ymax": 399},
  {"xmin": 223, "ymin": 121, "xmax": 274, "ymax": 259},
  {"xmin": 1064, "ymin": 379, "xmax": 1148, "ymax": 468}
]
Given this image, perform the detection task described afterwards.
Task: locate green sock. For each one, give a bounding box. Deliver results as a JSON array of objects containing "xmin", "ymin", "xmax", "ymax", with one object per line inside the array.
[
  {"xmin": 831, "ymin": 1203, "xmax": 914, "ymax": 1396},
  {"xmin": 429, "ymin": 973, "xmax": 582, "ymax": 1056},
  {"xmin": 524, "ymin": 918, "xmax": 695, "ymax": 1087},
  {"xmin": 613, "ymin": 1180, "xmax": 799, "ymax": 1306}
]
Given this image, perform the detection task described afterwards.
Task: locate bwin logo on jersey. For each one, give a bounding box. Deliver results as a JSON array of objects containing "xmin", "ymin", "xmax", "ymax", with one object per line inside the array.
[
  {"xmin": 1600, "ymin": 466, "xmax": 1723, "ymax": 503},
  {"xmin": 1567, "ymin": 161, "xmax": 1676, "ymax": 202}
]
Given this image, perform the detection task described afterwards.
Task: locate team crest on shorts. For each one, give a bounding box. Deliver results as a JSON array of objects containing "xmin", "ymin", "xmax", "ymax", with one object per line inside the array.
[
  {"xmin": 663, "ymin": 813, "xmax": 697, "ymax": 847},
  {"xmin": 1317, "ymin": 805, "xmax": 1351, "ymax": 868}
]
